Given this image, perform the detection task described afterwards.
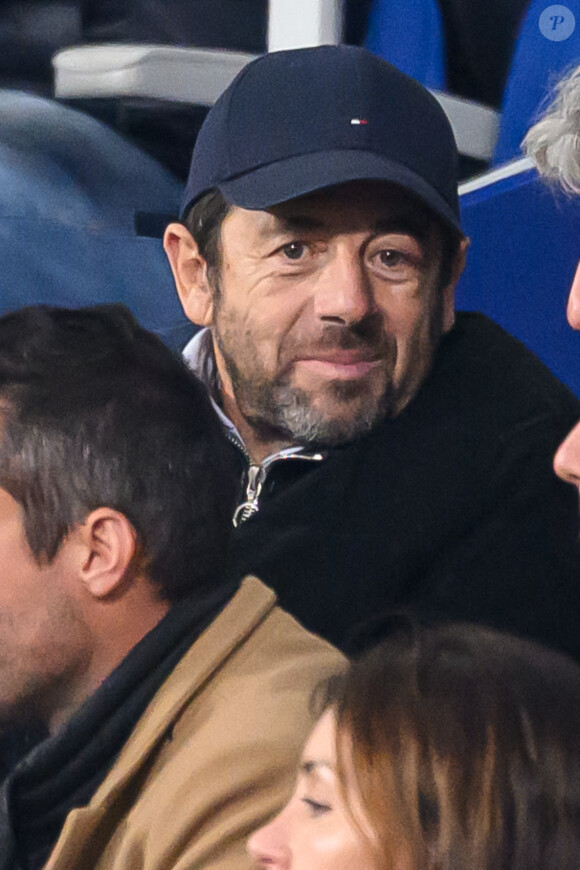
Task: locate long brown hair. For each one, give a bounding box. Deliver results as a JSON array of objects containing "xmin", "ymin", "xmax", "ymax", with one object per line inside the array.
[{"xmin": 324, "ymin": 620, "xmax": 580, "ymax": 870}]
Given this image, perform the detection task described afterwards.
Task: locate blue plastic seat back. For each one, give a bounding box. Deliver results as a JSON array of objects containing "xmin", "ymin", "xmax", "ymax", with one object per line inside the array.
[
  {"xmin": 458, "ymin": 160, "xmax": 580, "ymax": 397},
  {"xmin": 492, "ymin": 0, "xmax": 580, "ymax": 165},
  {"xmin": 0, "ymin": 90, "xmax": 194, "ymax": 350},
  {"xmin": 363, "ymin": 0, "xmax": 446, "ymax": 89}
]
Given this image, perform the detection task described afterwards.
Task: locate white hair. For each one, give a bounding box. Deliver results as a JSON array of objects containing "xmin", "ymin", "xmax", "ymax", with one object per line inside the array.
[{"xmin": 523, "ymin": 64, "xmax": 580, "ymax": 194}]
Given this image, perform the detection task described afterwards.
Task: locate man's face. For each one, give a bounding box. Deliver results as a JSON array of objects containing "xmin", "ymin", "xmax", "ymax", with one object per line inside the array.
[
  {"xmin": 208, "ymin": 182, "xmax": 460, "ymax": 449},
  {"xmin": 0, "ymin": 486, "xmax": 91, "ymax": 728},
  {"xmin": 554, "ymin": 262, "xmax": 580, "ymax": 492}
]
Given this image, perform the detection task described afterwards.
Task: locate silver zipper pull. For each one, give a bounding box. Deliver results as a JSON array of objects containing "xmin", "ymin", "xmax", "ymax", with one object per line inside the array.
[{"xmin": 233, "ymin": 465, "xmax": 264, "ymax": 527}]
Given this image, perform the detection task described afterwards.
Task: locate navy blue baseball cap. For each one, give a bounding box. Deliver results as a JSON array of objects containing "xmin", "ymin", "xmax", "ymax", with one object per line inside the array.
[{"xmin": 180, "ymin": 44, "xmax": 462, "ymax": 233}]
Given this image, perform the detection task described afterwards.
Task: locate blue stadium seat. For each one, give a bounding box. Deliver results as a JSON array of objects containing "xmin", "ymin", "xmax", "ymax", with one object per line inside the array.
[
  {"xmin": 363, "ymin": 0, "xmax": 445, "ymax": 89},
  {"xmin": 0, "ymin": 90, "xmax": 192, "ymax": 350},
  {"xmin": 458, "ymin": 159, "xmax": 580, "ymax": 397},
  {"xmin": 492, "ymin": 0, "xmax": 580, "ymax": 165}
]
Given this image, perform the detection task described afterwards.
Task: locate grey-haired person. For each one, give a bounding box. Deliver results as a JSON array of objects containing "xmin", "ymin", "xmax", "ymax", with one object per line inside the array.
[{"xmin": 523, "ymin": 62, "xmax": 580, "ymax": 523}]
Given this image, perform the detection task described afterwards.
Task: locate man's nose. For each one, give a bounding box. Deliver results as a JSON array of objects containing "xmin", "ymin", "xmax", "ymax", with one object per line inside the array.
[
  {"xmin": 247, "ymin": 814, "xmax": 290, "ymax": 869},
  {"xmin": 313, "ymin": 246, "xmax": 376, "ymax": 325},
  {"xmin": 567, "ymin": 260, "xmax": 580, "ymax": 330},
  {"xmin": 553, "ymin": 420, "xmax": 580, "ymax": 488}
]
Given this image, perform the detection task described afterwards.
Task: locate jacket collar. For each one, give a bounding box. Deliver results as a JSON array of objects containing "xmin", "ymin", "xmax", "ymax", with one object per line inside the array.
[
  {"xmin": 183, "ymin": 329, "xmax": 319, "ymax": 467},
  {"xmin": 182, "ymin": 327, "xmax": 244, "ymax": 447},
  {"xmin": 2, "ymin": 580, "xmax": 238, "ymax": 870},
  {"xmin": 48, "ymin": 577, "xmax": 277, "ymax": 864}
]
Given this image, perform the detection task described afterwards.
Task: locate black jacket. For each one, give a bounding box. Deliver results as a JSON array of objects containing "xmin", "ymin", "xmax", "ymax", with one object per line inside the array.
[{"xmin": 225, "ymin": 313, "xmax": 580, "ymax": 656}]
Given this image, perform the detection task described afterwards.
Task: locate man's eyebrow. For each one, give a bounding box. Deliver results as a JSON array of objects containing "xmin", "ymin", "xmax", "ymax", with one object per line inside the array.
[
  {"xmin": 373, "ymin": 218, "xmax": 429, "ymax": 241},
  {"xmin": 260, "ymin": 214, "xmax": 431, "ymax": 242},
  {"xmin": 266, "ymin": 214, "xmax": 326, "ymax": 236}
]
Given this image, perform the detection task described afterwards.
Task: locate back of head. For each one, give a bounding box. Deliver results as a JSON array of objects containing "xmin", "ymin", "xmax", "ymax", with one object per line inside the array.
[
  {"xmin": 326, "ymin": 620, "xmax": 580, "ymax": 870},
  {"xmin": 0, "ymin": 304, "xmax": 237, "ymax": 599},
  {"xmin": 523, "ymin": 62, "xmax": 580, "ymax": 193}
]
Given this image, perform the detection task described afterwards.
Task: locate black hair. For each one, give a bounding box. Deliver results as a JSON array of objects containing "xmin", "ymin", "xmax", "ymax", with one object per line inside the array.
[
  {"xmin": 439, "ymin": 225, "xmax": 463, "ymax": 288},
  {"xmin": 0, "ymin": 304, "xmax": 238, "ymax": 600},
  {"xmin": 183, "ymin": 188, "xmax": 232, "ymax": 278}
]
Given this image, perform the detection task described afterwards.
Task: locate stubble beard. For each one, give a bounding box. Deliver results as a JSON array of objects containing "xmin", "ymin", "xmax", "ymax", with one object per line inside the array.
[
  {"xmin": 213, "ymin": 316, "xmax": 399, "ymax": 449},
  {"xmin": 0, "ymin": 594, "xmax": 92, "ymax": 730},
  {"xmin": 212, "ymin": 285, "xmax": 447, "ymax": 448},
  {"xmin": 239, "ymin": 370, "xmax": 394, "ymax": 447}
]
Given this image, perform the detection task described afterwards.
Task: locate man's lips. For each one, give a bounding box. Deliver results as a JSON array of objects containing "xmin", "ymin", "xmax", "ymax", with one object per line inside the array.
[{"xmin": 292, "ymin": 352, "xmax": 382, "ymax": 380}]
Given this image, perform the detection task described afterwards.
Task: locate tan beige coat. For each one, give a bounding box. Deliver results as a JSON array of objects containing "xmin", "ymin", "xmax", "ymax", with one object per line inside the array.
[{"xmin": 44, "ymin": 577, "xmax": 344, "ymax": 870}]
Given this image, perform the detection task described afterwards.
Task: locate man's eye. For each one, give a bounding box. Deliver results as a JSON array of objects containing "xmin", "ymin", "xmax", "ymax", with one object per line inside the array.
[
  {"xmin": 281, "ymin": 242, "xmax": 307, "ymax": 260},
  {"xmin": 301, "ymin": 797, "xmax": 331, "ymax": 817},
  {"xmin": 377, "ymin": 249, "xmax": 405, "ymax": 267}
]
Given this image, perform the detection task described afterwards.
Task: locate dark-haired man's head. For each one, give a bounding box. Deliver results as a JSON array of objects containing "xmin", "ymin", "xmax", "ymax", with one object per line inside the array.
[
  {"xmin": 0, "ymin": 304, "xmax": 237, "ymax": 731},
  {"xmin": 164, "ymin": 46, "xmax": 467, "ymax": 463}
]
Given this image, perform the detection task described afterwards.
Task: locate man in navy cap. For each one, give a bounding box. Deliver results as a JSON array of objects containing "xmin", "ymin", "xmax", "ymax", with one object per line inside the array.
[{"xmin": 164, "ymin": 45, "xmax": 580, "ymax": 655}]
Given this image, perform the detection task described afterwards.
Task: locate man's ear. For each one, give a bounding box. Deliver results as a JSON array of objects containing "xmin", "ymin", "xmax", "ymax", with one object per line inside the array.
[
  {"xmin": 76, "ymin": 508, "xmax": 139, "ymax": 599},
  {"xmin": 441, "ymin": 236, "xmax": 470, "ymax": 333},
  {"xmin": 163, "ymin": 222, "xmax": 215, "ymax": 326}
]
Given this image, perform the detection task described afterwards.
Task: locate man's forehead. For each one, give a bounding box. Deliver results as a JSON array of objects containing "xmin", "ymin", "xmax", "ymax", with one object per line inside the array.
[{"xmin": 227, "ymin": 181, "xmax": 439, "ymax": 241}]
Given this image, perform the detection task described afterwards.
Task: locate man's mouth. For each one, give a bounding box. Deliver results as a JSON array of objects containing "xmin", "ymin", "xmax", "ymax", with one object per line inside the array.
[{"xmin": 293, "ymin": 351, "xmax": 383, "ymax": 380}]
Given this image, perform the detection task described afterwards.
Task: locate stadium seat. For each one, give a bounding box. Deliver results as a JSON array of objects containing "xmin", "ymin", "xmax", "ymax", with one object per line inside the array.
[
  {"xmin": 458, "ymin": 158, "xmax": 580, "ymax": 397},
  {"xmin": 361, "ymin": 0, "xmax": 500, "ymax": 167},
  {"xmin": 53, "ymin": 0, "xmax": 344, "ymax": 106},
  {"xmin": 492, "ymin": 0, "xmax": 579, "ymax": 165},
  {"xmin": 0, "ymin": 90, "xmax": 191, "ymax": 350},
  {"xmin": 363, "ymin": 0, "xmax": 445, "ymax": 89},
  {"xmin": 52, "ymin": 0, "xmax": 345, "ymax": 178}
]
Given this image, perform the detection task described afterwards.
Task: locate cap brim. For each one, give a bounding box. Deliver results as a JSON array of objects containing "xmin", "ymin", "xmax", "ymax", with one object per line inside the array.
[{"xmin": 217, "ymin": 150, "xmax": 462, "ymax": 233}]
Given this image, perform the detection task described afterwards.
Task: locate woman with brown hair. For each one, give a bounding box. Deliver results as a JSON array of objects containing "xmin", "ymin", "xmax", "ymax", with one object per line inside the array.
[{"xmin": 248, "ymin": 619, "xmax": 580, "ymax": 869}]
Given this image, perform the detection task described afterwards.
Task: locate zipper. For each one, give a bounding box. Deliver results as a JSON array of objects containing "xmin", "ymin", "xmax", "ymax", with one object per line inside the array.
[
  {"xmin": 232, "ymin": 447, "xmax": 325, "ymax": 527},
  {"xmin": 233, "ymin": 463, "xmax": 265, "ymax": 526},
  {"xmin": 187, "ymin": 334, "xmax": 327, "ymax": 527}
]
